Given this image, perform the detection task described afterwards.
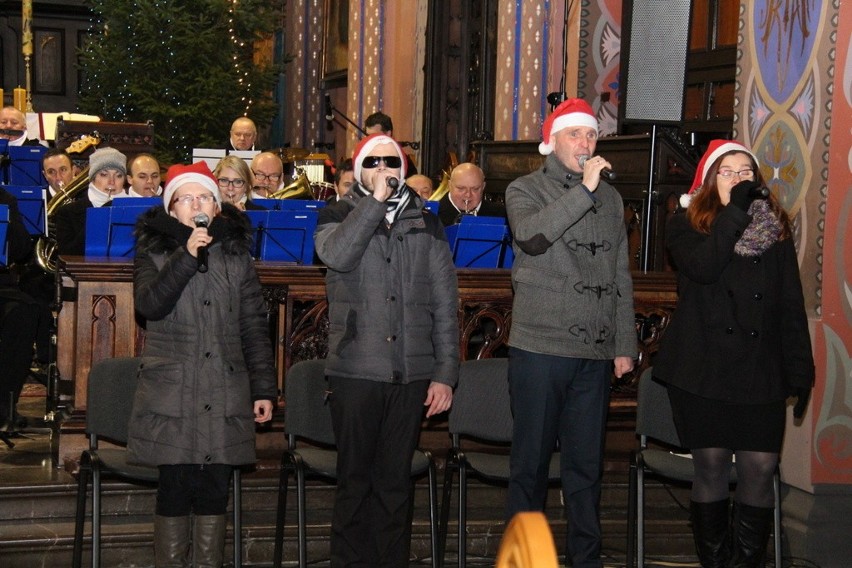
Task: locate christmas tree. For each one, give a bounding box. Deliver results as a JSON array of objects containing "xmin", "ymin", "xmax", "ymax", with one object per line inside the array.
[{"xmin": 78, "ymin": 0, "xmax": 281, "ymax": 164}]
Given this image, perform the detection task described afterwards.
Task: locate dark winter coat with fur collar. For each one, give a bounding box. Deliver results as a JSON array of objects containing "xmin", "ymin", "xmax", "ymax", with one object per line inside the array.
[{"xmin": 127, "ymin": 204, "xmax": 276, "ymax": 467}]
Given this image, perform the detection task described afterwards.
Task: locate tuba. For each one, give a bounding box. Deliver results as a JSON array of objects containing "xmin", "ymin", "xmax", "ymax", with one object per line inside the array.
[
  {"xmin": 268, "ymin": 169, "xmax": 315, "ymax": 200},
  {"xmin": 35, "ymin": 166, "xmax": 91, "ymax": 273}
]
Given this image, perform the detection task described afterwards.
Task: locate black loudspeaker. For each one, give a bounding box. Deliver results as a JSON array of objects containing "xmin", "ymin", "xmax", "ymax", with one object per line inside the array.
[{"xmin": 620, "ymin": 0, "xmax": 691, "ymax": 124}]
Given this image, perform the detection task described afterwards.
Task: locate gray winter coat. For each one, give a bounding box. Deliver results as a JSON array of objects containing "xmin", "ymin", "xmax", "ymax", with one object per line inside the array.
[
  {"xmin": 127, "ymin": 205, "xmax": 276, "ymax": 467},
  {"xmin": 505, "ymin": 153, "xmax": 637, "ymax": 360},
  {"xmin": 314, "ymin": 187, "xmax": 460, "ymax": 387}
]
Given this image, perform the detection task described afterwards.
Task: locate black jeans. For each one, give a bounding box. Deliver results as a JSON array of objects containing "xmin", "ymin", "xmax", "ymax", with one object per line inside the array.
[
  {"xmin": 0, "ymin": 289, "xmax": 39, "ymax": 420},
  {"xmin": 326, "ymin": 376, "xmax": 429, "ymax": 568}
]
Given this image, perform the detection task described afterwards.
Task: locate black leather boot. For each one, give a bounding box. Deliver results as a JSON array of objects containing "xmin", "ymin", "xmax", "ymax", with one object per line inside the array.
[
  {"xmin": 192, "ymin": 514, "xmax": 226, "ymax": 568},
  {"xmin": 690, "ymin": 499, "xmax": 731, "ymax": 568},
  {"xmin": 154, "ymin": 515, "xmax": 191, "ymax": 567},
  {"xmin": 730, "ymin": 502, "xmax": 774, "ymax": 568}
]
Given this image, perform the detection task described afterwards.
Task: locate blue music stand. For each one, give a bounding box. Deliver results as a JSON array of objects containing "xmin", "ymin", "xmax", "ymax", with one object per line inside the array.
[
  {"xmin": 85, "ymin": 206, "xmax": 151, "ymax": 258},
  {"xmin": 4, "ymin": 185, "xmax": 46, "ymax": 235},
  {"xmin": 444, "ymin": 215, "xmax": 514, "ymax": 269},
  {"xmin": 247, "ymin": 210, "xmax": 319, "ymax": 264},
  {"xmin": 252, "ymin": 198, "xmax": 326, "ymax": 212},
  {"xmin": 110, "ymin": 196, "xmax": 162, "ymax": 209},
  {"xmin": 423, "ymin": 201, "xmax": 439, "ymax": 215},
  {"xmin": 0, "ymin": 204, "xmax": 9, "ymax": 266},
  {"xmin": 7, "ymin": 145, "xmax": 47, "ymax": 186}
]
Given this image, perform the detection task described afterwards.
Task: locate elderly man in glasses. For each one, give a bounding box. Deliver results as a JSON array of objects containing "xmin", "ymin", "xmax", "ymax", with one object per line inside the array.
[
  {"xmin": 249, "ymin": 152, "xmax": 285, "ymax": 199},
  {"xmin": 314, "ymin": 134, "xmax": 458, "ymax": 567}
]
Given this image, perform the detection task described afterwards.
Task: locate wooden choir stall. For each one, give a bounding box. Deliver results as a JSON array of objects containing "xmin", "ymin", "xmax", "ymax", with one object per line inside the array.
[{"xmin": 54, "ymin": 259, "xmax": 677, "ymax": 466}]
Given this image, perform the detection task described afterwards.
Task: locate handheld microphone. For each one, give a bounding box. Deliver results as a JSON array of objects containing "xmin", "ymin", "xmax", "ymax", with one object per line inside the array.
[
  {"xmin": 578, "ymin": 156, "xmax": 617, "ymax": 181},
  {"xmin": 387, "ymin": 176, "xmax": 401, "ymax": 198},
  {"xmin": 192, "ymin": 213, "xmax": 210, "ymax": 273},
  {"xmin": 324, "ymin": 94, "xmax": 334, "ymax": 123},
  {"xmin": 749, "ymin": 185, "xmax": 770, "ymax": 199}
]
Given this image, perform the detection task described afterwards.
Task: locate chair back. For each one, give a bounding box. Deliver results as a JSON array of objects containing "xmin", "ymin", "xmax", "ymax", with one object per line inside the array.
[
  {"xmin": 635, "ymin": 367, "xmax": 682, "ymax": 448},
  {"xmin": 85, "ymin": 356, "xmax": 144, "ymax": 446},
  {"xmin": 284, "ymin": 359, "xmax": 336, "ymax": 446},
  {"xmin": 449, "ymin": 358, "xmax": 513, "ymax": 442}
]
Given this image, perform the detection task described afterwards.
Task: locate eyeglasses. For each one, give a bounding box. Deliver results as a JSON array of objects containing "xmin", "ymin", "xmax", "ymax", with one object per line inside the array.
[
  {"xmin": 253, "ymin": 171, "xmax": 282, "ymax": 182},
  {"xmin": 716, "ymin": 169, "xmax": 755, "ymax": 180},
  {"xmin": 217, "ymin": 177, "xmax": 246, "ymax": 188},
  {"xmin": 172, "ymin": 194, "xmax": 216, "ymax": 206},
  {"xmin": 361, "ymin": 155, "xmax": 402, "ymax": 169}
]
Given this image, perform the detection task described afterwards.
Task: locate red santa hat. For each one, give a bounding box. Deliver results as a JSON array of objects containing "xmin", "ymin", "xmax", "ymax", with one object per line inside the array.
[
  {"xmin": 163, "ymin": 161, "xmax": 221, "ymax": 211},
  {"xmin": 538, "ymin": 98, "xmax": 599, "ymax": 155},
  {"xmin": 680, "ymin": 139, "xmax": 759, "ymax": 208},
  {"xmin": 352, "ymin": 133, "xmax": 407, "ymax": 184}
]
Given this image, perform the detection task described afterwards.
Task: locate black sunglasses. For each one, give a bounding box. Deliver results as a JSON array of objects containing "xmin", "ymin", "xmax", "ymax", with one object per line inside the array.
[{"xmin": 361, "ymin": 155, "xmax": 402, "ymax": 169}]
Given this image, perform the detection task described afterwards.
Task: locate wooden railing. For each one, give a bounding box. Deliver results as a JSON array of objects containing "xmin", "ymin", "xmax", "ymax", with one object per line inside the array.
[{"xmin": 55, "ymin": 258, "xmax": 677, "ymax": 460}]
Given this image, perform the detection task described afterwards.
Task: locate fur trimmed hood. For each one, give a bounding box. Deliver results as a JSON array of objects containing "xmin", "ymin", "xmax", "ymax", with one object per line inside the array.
[{"xmin": 134, "ymin": 202, "xmax": 253, "ymax": 256}]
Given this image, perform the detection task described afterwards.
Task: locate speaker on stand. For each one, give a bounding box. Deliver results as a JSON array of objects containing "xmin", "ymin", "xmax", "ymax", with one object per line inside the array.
[{"xmin": 618, "ymin": 0, "xmax": 692, "ymax": 271}]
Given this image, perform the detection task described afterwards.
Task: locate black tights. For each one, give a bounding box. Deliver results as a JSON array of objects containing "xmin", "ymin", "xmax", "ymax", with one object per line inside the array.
[{"xmin": 690, "ymin": 448, "xmax": 777, "ymax": 508}]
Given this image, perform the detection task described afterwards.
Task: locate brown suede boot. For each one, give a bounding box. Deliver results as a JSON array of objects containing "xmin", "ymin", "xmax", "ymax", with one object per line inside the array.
[
  {"xmin": 192, "ymin": 514, "xmax": 226, "ymax": 568},
  {"xmin": 154, "ymin": 515, "xmax": 191, "ymax": 567}
]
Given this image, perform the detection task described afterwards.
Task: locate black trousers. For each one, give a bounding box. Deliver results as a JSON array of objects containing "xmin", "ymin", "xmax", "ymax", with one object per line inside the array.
[
  {"xmin": 156, "ymin": 464, "xmax": 233, "ymax": 516},
  {"xmin": 0, "ymin": 289, "xmax": 39, "ymax": 420},
  {"xmin": 326, "ymin": 376, "xmax": 429, "ymax": 568},
  {"xmin": 506, "ymin": 348, "xmax": 610, "ymax": 568}
]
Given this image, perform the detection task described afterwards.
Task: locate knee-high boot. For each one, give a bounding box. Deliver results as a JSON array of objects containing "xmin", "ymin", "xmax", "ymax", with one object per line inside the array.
[
  {"xmin": 192, "ymin": 514, "xmax": 226, "ymax": 568},
  {"xmin": 730, "ymin": 502, "xmax": 774, "ymax": 568},
  {"xmin": 689, "ymin": 499, "xmax": 730, "ymax": 568},
  {"xmin": 154, "ymin": 515, "xmax": 191, "ymax": 567}
]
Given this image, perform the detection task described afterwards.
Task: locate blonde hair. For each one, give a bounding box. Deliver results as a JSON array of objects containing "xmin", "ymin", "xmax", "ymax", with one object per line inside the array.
[{"xmin": 213, "ymin": 155, "xmax": 254, "ymax": 187}]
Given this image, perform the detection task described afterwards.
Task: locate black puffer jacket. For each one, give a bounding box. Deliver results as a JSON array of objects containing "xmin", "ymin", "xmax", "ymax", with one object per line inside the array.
[{"xmin": 127, "ymin": 204, "xmax": 276, "ymax": 466}]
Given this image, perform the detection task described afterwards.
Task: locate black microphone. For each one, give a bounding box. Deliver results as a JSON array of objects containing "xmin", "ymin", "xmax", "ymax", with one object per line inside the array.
[
  {"xmin": 578, "ymin": 156, "xmax": 617, "ymax": 181},
  {"xmin": 749, "ymin": 185, "xmax": 770, "ymax": 199},
  {"xmin": 324, "ymin": 94, "xmax": 334, "ymax": 123},
  {"xmin": 387, "ymin": 176, "xmax": 401, "ymax": 198},
  {"xmin": 192, "ymin": 213, "xmax": 210, "ymax": 273}
]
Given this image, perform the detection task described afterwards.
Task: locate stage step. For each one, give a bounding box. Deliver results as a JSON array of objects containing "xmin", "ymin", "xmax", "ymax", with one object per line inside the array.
[{"xmin": 0, "ymin": 461, "xmax": 695, "ymax": 567}]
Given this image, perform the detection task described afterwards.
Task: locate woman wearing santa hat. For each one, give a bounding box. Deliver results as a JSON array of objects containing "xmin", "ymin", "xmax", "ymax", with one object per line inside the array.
[
  {"xmin": 653, "ymin": 140, "xmax": 814, "ymax": 568},
  {"xmin": 128, "ymin": 161, "xmax": 276, "ymax": 566}
]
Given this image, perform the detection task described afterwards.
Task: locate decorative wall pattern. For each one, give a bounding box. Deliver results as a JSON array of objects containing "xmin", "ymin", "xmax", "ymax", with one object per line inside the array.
[
  {"xmin": 736, "ymin": 0, "xmax": 850, "ymax": 485},
  {"xmin": 283, "ymin": 0, "xmax": 324, "ymax": 149},
  {"xmin": 494, "ymin": 0, "xmax": 565, "ymax": 141},
  {"xmin": 577, "ymin": 0, "xmax": 621, "ymax": 135}
]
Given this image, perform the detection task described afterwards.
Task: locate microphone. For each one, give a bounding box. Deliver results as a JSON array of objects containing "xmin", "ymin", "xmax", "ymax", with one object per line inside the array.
[
  {"xmin": 387, "ymin": 176, "xmax": 401, "ymax": 198},
  {"xmin": 578, "ymin": 156, "xmax": 617, "ymax": 181},
  {"xmin": 749, "ymin": 185, "xmax": 770, "ymax": 199},
  {"xmin": 192, "ymin": 213, "xmax": 210, "ymax": 273},
  {"xmin": 324, "ymin": 94, "xmax": 334, "ymax": 123}
]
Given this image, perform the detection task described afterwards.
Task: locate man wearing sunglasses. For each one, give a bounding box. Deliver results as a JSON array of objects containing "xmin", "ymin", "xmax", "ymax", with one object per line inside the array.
[{"xmin": 314, "ymin": 134, "xmax": 458, "ymax": 567}]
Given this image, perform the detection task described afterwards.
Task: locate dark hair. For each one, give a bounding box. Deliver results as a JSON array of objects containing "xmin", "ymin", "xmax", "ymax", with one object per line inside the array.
[
  {"xmin": 687, "ymin": 150, "xmax": 791, "ymax": 240},
  {"xmin": 364, "ymin": 112, "xmax": 393, "ymax": 133},
  {"xmin": 41, "ymin": 148, "xmax": 73, "ymax": 169},
  {"xmin": 334, "ymin": 158, "xmax": 353, "ymax": 184}
]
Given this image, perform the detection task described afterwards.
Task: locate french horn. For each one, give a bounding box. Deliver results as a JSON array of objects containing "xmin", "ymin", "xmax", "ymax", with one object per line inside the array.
[{"xmin": 268, "ymin": 170, "xmax": 315, "ymax": 200}]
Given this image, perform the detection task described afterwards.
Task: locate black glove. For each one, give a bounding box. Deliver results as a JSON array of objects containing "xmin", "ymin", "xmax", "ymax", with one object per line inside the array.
[
  {"xmin": 729, "ymin": 179, "xmax": 762, "ymax": 211},
  {"xmin": 791, "ymin": 386, "xmax": 811, "ymax": 419}
]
